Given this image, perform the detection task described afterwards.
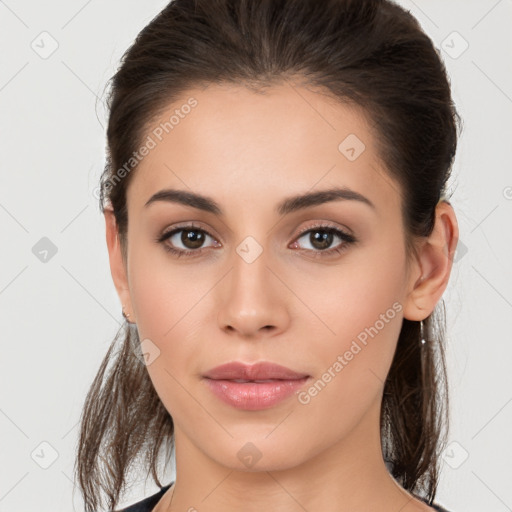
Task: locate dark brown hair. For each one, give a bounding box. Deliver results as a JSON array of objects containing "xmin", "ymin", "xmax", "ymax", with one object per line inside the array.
[{"xmin": 75, "ymin": 0, "xmax": 461, "ymax": 509}]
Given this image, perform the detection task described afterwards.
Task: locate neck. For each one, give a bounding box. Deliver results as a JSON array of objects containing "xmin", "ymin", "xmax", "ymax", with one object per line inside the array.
[{"xmin": 159, "ymin": 402, "xmax": 432, "ymax": 512}]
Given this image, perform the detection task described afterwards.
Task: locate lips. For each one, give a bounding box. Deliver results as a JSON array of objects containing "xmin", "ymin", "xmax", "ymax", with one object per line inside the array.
[
  {"xmin": 204, "ymin": 378, "xmax": 310, "ymax": 410},
  {"xmin": 202, "ymin": 361, "xmax": 309, "ymax": 381}
]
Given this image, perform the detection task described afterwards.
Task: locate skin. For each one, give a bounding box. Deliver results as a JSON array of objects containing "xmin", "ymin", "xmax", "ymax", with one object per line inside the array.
[{"xmin": 105, "ymin": 81, "xmax": 458, "ymax": 512}]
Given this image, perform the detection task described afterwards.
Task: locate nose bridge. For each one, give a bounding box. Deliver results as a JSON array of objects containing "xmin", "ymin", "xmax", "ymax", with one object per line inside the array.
[
  {"xmin": 230, "ymin": 234, "xmax": 272, "ymax": 306},
  {"xmin": 216, "ymin": 230, "xmax": 288, "ymax": 336},
  {"xmin": 228, "ymin": 211, "xmax": 273, "ymax": 286}
]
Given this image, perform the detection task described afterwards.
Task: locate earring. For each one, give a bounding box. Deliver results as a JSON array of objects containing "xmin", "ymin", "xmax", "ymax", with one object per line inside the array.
[
  {"xmin": 122, "ymin": 305, "xmax": 131, "ymax": 322},
  {"xmin": 420, "ymin": 319, "xmax": 427, "ymax": 345},
  {"xmin": 419, "ymin": 319, "xmax": 429, "ymax": 380}
]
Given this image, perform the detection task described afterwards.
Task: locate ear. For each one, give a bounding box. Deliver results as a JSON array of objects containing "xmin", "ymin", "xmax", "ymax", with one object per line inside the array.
[
  {"xmin": 402, "ymin": 201, "xmax": 459, "ymax": 321},
  {"xmin": 104, "ymin": 208, "xmax": 134, "ymax": 320}
]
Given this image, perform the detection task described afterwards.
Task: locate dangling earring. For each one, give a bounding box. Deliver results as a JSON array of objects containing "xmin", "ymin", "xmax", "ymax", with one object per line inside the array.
[
  {"xmin": 420, "ymin": 319, "xmax": 427, "ymax": 345},
  {"xmin": 419, "ymin": 319, "xmax": 428, "ymax": 380}
]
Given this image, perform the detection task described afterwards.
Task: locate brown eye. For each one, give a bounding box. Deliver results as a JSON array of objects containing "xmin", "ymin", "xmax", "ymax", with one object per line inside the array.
[
  {"xmin": 157, "ymin": 224, "xmax": 219, "ymax": 257},
  {"xmin": 305, "ymin": 230, "xmax": 335, "ymax": 250},
  {"xmin": 290, "ymin": 224, "xmax": 357, "ymax": 259},
  {"xmin": 177, "ymin": 228, "xmax": 207, "ymax": 249}
]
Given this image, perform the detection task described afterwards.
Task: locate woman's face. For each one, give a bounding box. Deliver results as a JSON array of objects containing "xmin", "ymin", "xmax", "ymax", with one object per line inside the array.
[{"xmin": 117, "ymin": 82, "xmax": 422, "ymax": 471}]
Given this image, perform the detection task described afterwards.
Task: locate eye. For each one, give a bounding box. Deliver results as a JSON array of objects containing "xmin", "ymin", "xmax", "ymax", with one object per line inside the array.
[
  {"xmin": 156, "ymin": 223, "xmax": 220, "ymax": 258},
  {"xmin": 156, "ymin": 221, "xmax": 357, "ymax": 259},
  {"xmin": 290, "ymin": 223, "xmax": 357, "ymax": 258}
]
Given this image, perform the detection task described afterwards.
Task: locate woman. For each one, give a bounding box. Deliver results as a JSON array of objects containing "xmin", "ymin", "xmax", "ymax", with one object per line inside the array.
[{"xmin": 75, "ymin": 0, "xmax": 461, "ymax": 510}]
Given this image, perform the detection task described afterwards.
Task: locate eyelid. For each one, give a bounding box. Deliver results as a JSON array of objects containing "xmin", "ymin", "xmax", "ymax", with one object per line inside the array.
[
  {"xmin": 160, "ymin": 221, "xmax": 217, "ymax": 240},
  {"xmin": 294, "ymin": 220, "xmax": 354, "ymax": 238}
]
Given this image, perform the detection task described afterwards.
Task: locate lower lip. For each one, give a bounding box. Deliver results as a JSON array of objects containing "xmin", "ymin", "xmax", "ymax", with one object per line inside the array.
[{"xmin": 203, "ymin": 377, "xmax": 310, "ymax": 410}]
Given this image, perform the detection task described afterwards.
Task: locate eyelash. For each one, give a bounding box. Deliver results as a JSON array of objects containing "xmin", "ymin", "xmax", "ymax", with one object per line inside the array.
[{"xmin": 155, "ymin": 222, "xmax": 357, "ymax": 259}]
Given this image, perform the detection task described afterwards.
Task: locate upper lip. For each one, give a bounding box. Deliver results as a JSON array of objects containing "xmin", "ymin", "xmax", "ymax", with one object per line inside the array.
[{"xmin": 203, "ymin": 361, "xmax": 309, "ymax": 381}]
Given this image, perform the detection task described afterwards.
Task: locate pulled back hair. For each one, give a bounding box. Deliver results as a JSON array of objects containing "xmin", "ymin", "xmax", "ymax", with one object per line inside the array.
[{"xmin": 75, "ymin": 0, "xmax": 461, "ymax": 509}]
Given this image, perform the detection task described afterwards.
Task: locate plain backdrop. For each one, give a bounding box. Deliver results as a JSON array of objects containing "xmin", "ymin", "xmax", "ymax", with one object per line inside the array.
[{"xmin": 1, "ymin": 1, "xmax": 511, "ymax": 511}]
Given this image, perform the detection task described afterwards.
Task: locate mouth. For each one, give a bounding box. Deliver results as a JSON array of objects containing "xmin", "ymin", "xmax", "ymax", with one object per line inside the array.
[
  {"xmin": 201, "ymin": 361, "xmax": 311, "ymax": 410},
  {"xmin": 202, "ymin": 375, "xmax": 311, "ymax": 411}
]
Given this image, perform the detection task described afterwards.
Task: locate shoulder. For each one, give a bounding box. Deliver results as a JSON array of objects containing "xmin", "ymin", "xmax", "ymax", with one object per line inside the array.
[{"xmin": 114, "ymin": 484, "xmax": 173, "ymax": 512}]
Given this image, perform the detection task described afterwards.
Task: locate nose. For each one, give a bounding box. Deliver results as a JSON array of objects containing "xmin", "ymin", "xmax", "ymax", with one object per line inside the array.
[{"xmin": 216, "ymin": 248, "xmax": 290, "ymax": 339}]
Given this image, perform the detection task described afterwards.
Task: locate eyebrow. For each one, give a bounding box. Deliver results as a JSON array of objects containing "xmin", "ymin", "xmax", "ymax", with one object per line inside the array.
[{"xmin": 144, "ymin": 186, "xmax": 376, "ymax": 216}]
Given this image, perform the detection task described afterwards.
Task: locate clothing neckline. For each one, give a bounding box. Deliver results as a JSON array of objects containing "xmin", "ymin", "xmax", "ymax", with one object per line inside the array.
[{"xmin": 148, "ymin": 482, "xmax": 450, "ymax": 512}]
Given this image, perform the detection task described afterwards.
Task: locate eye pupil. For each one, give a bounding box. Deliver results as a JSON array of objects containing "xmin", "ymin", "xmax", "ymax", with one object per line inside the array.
[
  {"xmin": 182, "ymin": 229, "xmax": 205, "ymax": 249},
  {"xmin": 311, "ymin": 230, "xmax": 333, "ymax": 250}
]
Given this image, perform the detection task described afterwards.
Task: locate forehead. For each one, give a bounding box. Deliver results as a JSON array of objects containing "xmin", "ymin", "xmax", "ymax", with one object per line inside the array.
[{"xmin": 127, "ymin": 82, "xmax": 401, "ymax": 216}]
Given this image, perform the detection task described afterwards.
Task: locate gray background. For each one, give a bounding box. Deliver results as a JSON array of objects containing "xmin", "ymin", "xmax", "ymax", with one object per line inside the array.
[{"xmin": 1, "ymin": 0, "xmax": 511, "ymax": 511}]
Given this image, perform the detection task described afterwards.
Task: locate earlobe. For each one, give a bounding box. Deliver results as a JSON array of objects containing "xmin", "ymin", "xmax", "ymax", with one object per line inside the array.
[
  {"xmin": 403, "ymin": 201, "xmax": 459, "ymax": 321},
  {"xmin": 104, "ymin": 208, "xmax": 133, "ymax": 319}
]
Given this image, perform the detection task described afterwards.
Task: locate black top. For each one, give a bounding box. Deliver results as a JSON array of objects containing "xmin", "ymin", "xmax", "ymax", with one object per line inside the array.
[
  {"xmin": 116, "ymin": 484, "xmax": 171, "ymax": 511},
  {"xmin": 116, "ymin": 483, "xmax": 453, "ymax": 512}
]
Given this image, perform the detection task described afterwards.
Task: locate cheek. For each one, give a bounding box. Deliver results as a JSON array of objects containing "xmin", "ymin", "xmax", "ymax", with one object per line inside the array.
[
  {"xmin": 127, "ymin": 236, "xmax": 207, "ymax": 339},
  {"xmin": 127, "ymin": 260, "xmax": 204, "ymax": 420},
  {"xmin": 293, "ymin": 285, "xmax": 404, "ymax": 444},
  {"xmin": 126, "ymin": 240, "xmax": 215, "ymax": 404},
  {"xmin": 293, "ymin": 234, "xmax": 407, "ymax": 405}
]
